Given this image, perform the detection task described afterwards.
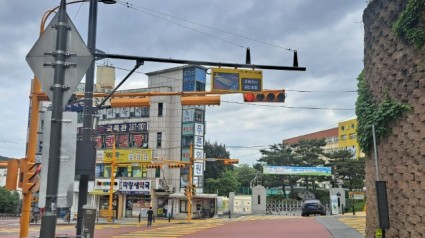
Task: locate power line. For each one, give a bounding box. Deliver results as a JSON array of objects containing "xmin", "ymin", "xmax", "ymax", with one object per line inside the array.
[
  {"xmin": 116, "ymin": 0, "xmax": 293, "ymax": 52},
  {"xmin": 221, "ymin": 100, "xmax": 355, "ymax": 111},
  {"xmin": 286, "ymin": 89, "xmax": 357, "ymax": 93},
  {"xmin": 117, "ymin": 1, "xmax": 246, "ymax": 49}
]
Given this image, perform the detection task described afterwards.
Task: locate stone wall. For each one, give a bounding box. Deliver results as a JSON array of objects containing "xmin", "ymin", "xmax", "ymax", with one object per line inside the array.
[{"xmin": 363, "ymin": 0, "xmax": 425, "ymax": 237}]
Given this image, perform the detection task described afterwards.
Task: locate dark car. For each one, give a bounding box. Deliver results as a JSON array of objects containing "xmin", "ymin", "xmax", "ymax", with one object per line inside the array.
[{"xmin": 301, "ymin": 199, "xmax": 326, "ymax": 216}]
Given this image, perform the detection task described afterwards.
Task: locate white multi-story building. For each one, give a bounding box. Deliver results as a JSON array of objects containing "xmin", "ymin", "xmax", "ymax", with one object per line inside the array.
[{"xmin": 83, "ymin": 65, "xmax": 215, "ymax": 219}]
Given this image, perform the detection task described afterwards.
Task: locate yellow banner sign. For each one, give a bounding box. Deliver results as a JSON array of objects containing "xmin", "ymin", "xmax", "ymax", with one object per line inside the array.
[{"xmin": 98, "ymin": 149, "xmax": 153, "ymax": 163}]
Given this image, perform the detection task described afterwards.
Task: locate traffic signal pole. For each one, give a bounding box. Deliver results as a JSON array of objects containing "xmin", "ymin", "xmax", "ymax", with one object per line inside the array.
[
  {"xmin": 19, "ymin": 78, "xmax": 41, "ymax": 238},
  {"xmin": 187, "ymin": 144, "xmax": 194, "ymax": 223},
  {"xmin": 76, "ymin": 0, "xmax": 98, "ymax": 234},
  {"xmin": 108, "ymin": 136, "xmax": 117, "ymax": 222}
]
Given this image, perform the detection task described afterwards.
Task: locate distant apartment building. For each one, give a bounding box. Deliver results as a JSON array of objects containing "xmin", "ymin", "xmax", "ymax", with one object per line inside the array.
[
  {"xmin": 282, "ymin": 118, "xmax": 364, "ymax": 159},
  {"xmin": 283, "ymin": 128, "xmax": 339, "ymax": 154},
  {"xmin": 337, "ymin": 118, "xmax": 364, "ymax": 158}
]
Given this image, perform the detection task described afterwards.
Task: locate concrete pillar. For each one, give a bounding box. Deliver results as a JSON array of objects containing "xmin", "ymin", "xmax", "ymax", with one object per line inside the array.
[{"xmin": 251, "ymin": 185, "xmax": 266, "ymax": 215}]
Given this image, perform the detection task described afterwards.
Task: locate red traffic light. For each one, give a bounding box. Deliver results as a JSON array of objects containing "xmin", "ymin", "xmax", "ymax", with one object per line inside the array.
[{"xmin": 243, "ymin": 90, "xmax": 285, "ymax": 103}]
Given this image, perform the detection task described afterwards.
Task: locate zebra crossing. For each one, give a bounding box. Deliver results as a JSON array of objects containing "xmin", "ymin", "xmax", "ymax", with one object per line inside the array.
[{"xmin": 337, "ymin": 216, "xmax": 366, "ymax": 236}]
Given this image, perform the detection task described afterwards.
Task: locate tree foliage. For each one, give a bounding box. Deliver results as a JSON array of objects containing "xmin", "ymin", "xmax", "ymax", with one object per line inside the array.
[
  {"xmin": 326, "ymin": 150, "xmax": 365, "ymax": 191},
  {"xmin": 204, "ymin": 169, "xmax": 240, "ymax": 196},
  {"xmin": 204, "ymin": 140, "xmax": 231, "ymax": 180},
  {"xmin": 235, "ymin": 164, "xmax": 258, "ymax": 187},
  {"xmin": 257, "ymin": 140, "xmax": 327, "ymax": 198},
  {"xmin": 0, "ymin": 187, "xmax": 20, "ymax": 213}
]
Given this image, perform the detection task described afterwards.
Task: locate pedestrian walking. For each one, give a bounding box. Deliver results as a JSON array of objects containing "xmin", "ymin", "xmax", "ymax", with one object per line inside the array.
[
  {"xmin": 196, "ymin": 201, "xmax": 202, "ymax": 218},
  {"xmin": 147, "ymin": 207, "xmax": 154, "ymax": 227}
]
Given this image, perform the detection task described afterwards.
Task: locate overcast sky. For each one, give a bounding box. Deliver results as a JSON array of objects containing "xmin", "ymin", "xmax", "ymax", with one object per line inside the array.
[{"xmin": 0, "ymin": 0, "xmax": 367, "ymax": 165}]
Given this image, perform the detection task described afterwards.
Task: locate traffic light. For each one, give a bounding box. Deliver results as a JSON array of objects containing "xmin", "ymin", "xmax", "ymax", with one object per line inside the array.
[
  {"xmin": 20, "ymin": 159, "xmax": 38, "ymax": 193},
  {"xmin": 181, "ymin": 96, "xmax": 220, "ymax": 106},
  {"xmin": 110, "ymin": 97, "xmax": 150, "ymax": 107},
  {"xmin": 184, "ymin": 185, "xmax": 190, "ymax": 197},
  {"xmin": 5, "ymin": 159, "xmax": 19, "ymax": 191},
  {"xmin": 146, "ymin": 164, "xmax": 162, "ymax": 169},
  {"xmin": 192, "ymin": 184, "xmax": 196, "ymax": 196},
  {"xmin": 169, "ymin": 163, "xmax": 186, "ymax": 168},
  {"xmin": 243, "ymin": 90, "xmax": 286, "ymax": 103},
  {"xmin": 224, "ymin": 159, "xmax": 239, "ymax": 165}
]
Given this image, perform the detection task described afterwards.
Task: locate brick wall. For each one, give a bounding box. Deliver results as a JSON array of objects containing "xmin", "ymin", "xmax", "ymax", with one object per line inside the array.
[{"xmin": 363, "ymin": 0, "xmax": 425, "ymax": 237}]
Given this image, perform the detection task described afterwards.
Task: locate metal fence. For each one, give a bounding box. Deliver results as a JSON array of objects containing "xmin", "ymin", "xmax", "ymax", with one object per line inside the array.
[
  {"xmin": 266, "ymin": 200, "xmax": 330, "ymax": 216},
  {"xmin": 0, "ymin": 213, "xmax": 20, "ymax": 220}
]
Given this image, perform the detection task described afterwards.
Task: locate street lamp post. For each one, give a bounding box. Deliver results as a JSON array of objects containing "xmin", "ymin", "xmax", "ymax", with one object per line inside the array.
[
  {"xmin": 75, "ymin": 0, "xmax": 116, "ymax": 235},
  {"xmin": 39, "ymin": 1, "xmax": 68, "ymax": 237},
  {"xmin": 75, "ymin": 0, "xmax": 98, "ymax": 234}
]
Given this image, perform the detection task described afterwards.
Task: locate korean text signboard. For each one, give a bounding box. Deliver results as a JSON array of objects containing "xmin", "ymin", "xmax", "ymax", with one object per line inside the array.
[{"xmin": 211, "ymin": 68, "xmax": 262, "ymax": 92}]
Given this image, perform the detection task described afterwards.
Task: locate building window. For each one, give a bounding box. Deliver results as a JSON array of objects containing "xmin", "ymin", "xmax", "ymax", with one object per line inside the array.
[
  {"xmin": 341, "ymin": 135, "xmax": 347, "ymax": 141},
  {"xmin": 132, "ymin": 166, "xmax": 142, "ymax": 177},
  {"xmin": 158, "ymin": 102, "xmax": 163, "ymax": 117},
  {"xmin": 155, "ymin": 168, "xmax": 161, "ymax": 178},
  {"xmin": 349, "ymin": 133, "xmax": 356, "ymax": 139},
  {"xmin": 341, "ymin": 126, "xmax": 345, "ymax": 131},
  {"xmin": 95, "ymin": 164, "xmax": 105, "ymax": 177},
  {"xmin": 196, "ymin": 81, "xmax": 205, "ymax": 91},
  {"xmin": 157, "ymin": 132, "xmax": 162, "ymax": 148}
]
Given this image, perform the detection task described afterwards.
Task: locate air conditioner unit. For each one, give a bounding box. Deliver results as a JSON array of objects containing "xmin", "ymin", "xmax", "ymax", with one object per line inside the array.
[{"xmin": 165, "ymin": 185, "xmax": 175, "ymax": 193}]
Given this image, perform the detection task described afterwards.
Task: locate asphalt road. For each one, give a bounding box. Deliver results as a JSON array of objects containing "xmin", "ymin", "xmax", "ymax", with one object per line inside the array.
[{"xmin": 0, "ymin": 214, "xmax": 365, "ymax": 238}]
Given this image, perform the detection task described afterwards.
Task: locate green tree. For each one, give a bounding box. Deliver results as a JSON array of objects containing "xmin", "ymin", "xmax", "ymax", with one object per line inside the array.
[
  {"xmin": 0, "ymin": 187, "xmax": 20, "ymax": 213},
  {"xmin": 204, "ymin": 169, "xmax": 240, "ymax": 196},
  {"xmin": 326, "ymin": 150, "xmax": 365, "ymax": 191},
  {"xmin": 258, "ymin": 143, "xmax": 297, "ymax": 198},
  {"xmin": 235, "ymin": 164, "xmax": 258, "ymax": 187},
  {"xmin": 204, "ymin": 140, "xmax": 230, "ymax": 180},
  {"xmin": 258, "ymin": 140, "xmax": 328, "ymax": 198},
  {"xmin": 291, "ymin": 139, "xmax": 327, "ymax": 190}
]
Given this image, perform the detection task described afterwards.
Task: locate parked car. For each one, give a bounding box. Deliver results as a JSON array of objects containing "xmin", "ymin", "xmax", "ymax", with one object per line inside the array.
[{"xmin": 301, "ymin": 199, "xmax": 326, "ymax": 216}]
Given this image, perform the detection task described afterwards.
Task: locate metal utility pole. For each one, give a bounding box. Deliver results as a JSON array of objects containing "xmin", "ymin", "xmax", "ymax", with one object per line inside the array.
[
  {"xmin": 76, "ymin": 0, "xmax": 98, "ymax": 235},
  {"xmin": 39, "ymin": 1, "xmax": 67, "ymax": 236}
]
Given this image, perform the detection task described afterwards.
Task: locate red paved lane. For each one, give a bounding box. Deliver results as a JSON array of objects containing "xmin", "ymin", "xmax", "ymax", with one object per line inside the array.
[{"xmin": 184, "ymin": 218, "xmax": 332, "ymax": 238}]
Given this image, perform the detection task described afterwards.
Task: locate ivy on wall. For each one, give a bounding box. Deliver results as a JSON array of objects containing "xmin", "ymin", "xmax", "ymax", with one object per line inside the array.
[
  {"xmin": 355, "ymin": 71, "xmax": 411, "ymax": 155},
  {"xmin": 392, "ymin": 0, "xmax": 425, "ymax": 48}
]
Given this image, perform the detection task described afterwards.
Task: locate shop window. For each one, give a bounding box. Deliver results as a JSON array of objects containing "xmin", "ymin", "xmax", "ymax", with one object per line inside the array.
[
  {"xmin": 116, "ymin": 167, "xmax": 128, "ymax": 177},
  {"xmin": 180, "ymin": 200, "xmax": 188, "ymax": 213},
  {"xmin": 105, "ymin": 166, "xmax": 112, "ymax": 178}
]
